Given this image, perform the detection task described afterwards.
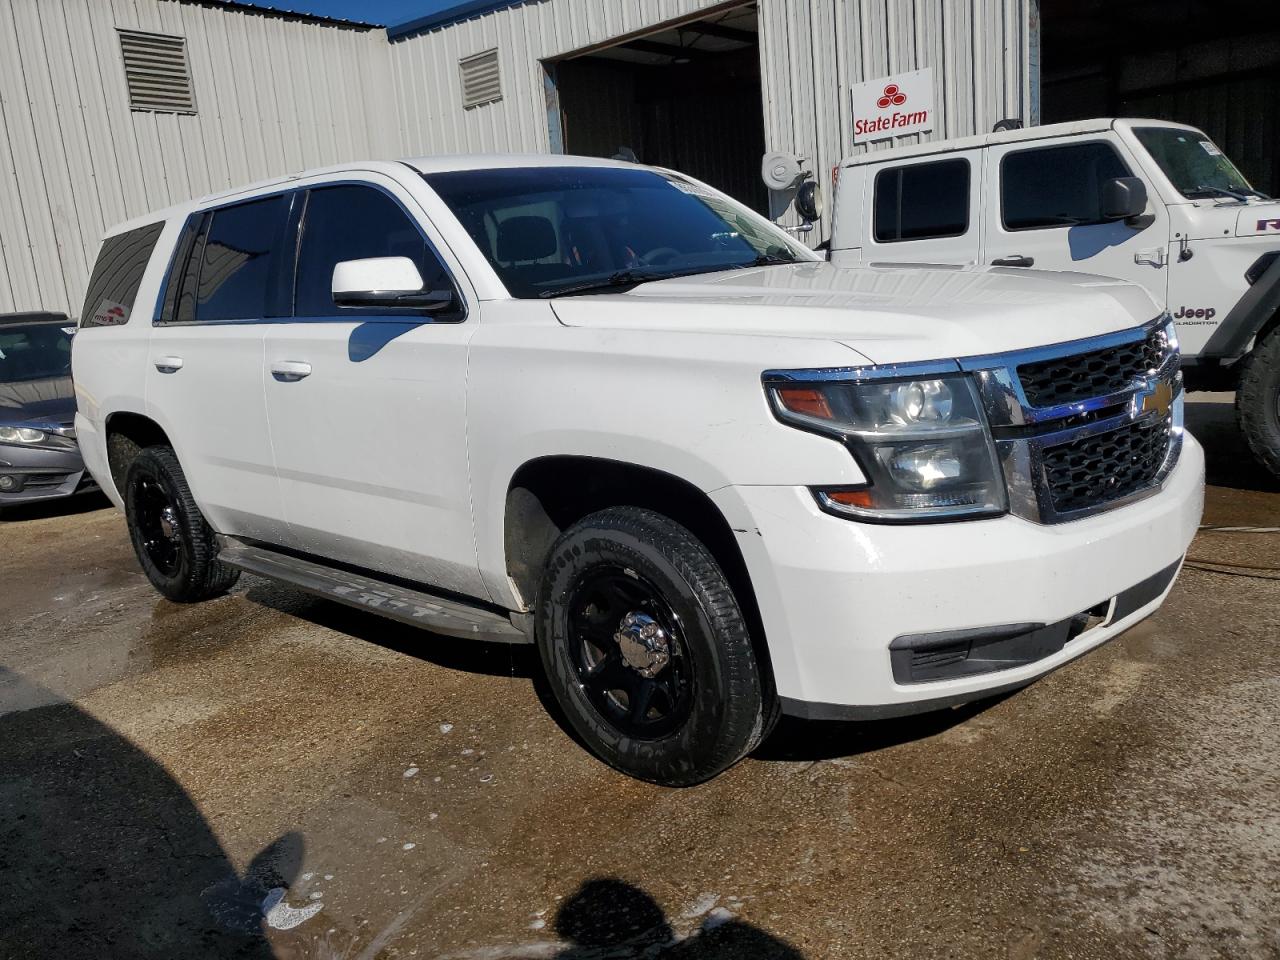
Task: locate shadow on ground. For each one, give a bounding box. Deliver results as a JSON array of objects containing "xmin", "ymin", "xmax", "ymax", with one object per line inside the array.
[
  {"xmin": 0, "ymin": 491, "xmax": 111, "ymax": 522},
  {"xmin": 1185, "ymin": 398, "xmax": 1280, "ymax": 493},
  {"xmin": 0, "ymin": 667, "xmax": 296, "ymax": 958},
  {"xmin": 547, "ymin": 878, "xmax": 804, "ymax": 959}
]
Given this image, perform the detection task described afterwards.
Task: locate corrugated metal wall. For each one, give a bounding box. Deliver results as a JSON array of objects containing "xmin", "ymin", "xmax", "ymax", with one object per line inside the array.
[
  {"xmin": 1, "ymin": 0, "xmax": 1033, "ymax": 316},
  {"xmin": 391, "ymin": 0, "xmax": 1031, "ymax": 238},
  {"xmin": 758, "ymin": 0, "xmax": 1032, "ymax": 236},
  {"xmin": 390, "ymin": 0, "xmax": 733, "ymax": 156},
  {"xmin": 0, "ymin": 0, "xmax": 397, "ymax": 317}
]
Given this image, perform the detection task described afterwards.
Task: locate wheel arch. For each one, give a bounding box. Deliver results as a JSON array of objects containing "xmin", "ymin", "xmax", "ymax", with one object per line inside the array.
[
  {"xmin": 503, "ymin": 455, "xmax": 776, "ymax": 691},
  {"xmin": 104, "ymin": 411, "xmax": 172, "ymax": 498}
]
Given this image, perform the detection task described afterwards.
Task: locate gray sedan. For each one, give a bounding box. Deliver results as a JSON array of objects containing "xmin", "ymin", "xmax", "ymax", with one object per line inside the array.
[{"xmin": 0, "ymin": 313, "xmax": 96, "ymax": 509}]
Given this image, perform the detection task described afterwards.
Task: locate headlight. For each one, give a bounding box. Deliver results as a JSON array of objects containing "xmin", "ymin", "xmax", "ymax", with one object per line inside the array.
[
  {"xmin": 0, "ymin": 426, "xmax": 47, "ymax": 444},
  {"xmin": 767, "ymin": 373, "xmax": 1007, "ymax": 522}
]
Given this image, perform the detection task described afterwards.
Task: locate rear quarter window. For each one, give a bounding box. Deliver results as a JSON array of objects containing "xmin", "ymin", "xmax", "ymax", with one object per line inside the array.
[
  {"xmin": 873, "ymin": 158, "xmax": 970, "ymax": 243},
  {"xmin": 80, "ymin": 221, "xmax": 165, "ymax": 328}
]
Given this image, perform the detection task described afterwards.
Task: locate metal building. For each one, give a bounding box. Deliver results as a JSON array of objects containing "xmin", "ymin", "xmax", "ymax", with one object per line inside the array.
[{"xmin": 2, "ymin": 0, "xmax": 1278, "ymax": 318}]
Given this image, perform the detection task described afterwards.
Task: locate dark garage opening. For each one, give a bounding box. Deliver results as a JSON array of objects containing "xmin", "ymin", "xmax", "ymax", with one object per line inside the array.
[
  {"xmin": 1039, "ymin": 0, "xmax": 1280, "ymax": 195},
  {"xmin": 547, "ymin": 3, "xmax": 768, "ymax": 213}
]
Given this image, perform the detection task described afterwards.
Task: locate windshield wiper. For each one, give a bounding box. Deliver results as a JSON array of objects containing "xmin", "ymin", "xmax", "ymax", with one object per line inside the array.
[
  {"xmin": 540, "ymin": 264, "xmax": 757, "ymax": 299},
  {"xmin": 740, "ymin": 253, "xmax": 799, "ymax": 268},
  {"xmin": 1191, "ymin": 183, "xmax": 1251, "ymax": 202}
]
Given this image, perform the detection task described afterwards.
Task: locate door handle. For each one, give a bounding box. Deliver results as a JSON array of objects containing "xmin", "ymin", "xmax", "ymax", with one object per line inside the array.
[
  {"xmin": 270, "ymin": 360, "xmax": 312, "ymax": 383},
  {"xmin": 991, "ymin": 255, "xmax": 1034, "ymax": 268},
  {"xmin": 154, "ymin": 356, "xmax": 184, "ymax": 374}
]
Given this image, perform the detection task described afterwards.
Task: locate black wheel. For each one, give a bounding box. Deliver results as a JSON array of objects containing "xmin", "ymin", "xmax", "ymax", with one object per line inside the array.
[
  {"xmin": 123, "ymin": 446, "xmax": 239, "ymax": 603},
  {"xmin": 1236, "ymin": 331, "xmax": 1280, "ymax": 480},
  {"xmin": 536, "ymin": 507, "xmax": 770, "ymax": 786}
]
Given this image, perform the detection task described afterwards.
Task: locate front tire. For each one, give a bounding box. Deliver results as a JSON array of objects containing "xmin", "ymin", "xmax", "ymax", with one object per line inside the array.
[
  {"xmin": 536, "ymin": 507, "xmax": 769, "ymax": 786},
  {"xmin": 123, "ymin": 446, "xmax": 239, "ymax": 603},
  {"xmin": 1236, "ymin": 331, "xmax": 1280, "ymax": 480}
]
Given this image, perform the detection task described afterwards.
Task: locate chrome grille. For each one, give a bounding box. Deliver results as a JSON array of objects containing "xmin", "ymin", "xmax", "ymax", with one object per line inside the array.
[
  {"xmin": 963, "ymin": 315, "xmax": 1182, "ymax": 524},
  {"xmin": 1017, "ymin": 324, "xmax": 1171, "ymax": 409},
  {"xmin": 1042, "ymin": 415, "xmax": 1173, "ymax": 514}
]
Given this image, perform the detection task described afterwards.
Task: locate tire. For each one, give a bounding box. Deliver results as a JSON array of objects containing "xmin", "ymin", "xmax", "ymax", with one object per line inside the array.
[
  {"xmin": 1236, "ymin": 330, "xmax": 1280, "ymax": 480},
  {"xmin": 123, "ymin": 446, "xmax": 239, "ymax": 603},
  {"xmin": 535, "ymin": 506, "xmax": 769, "ymax": 786}
]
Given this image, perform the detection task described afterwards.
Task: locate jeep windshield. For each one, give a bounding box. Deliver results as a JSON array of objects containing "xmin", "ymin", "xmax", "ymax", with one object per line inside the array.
[
  {"xmin": 422, "ymin": 166, "xmax": 813, "ymax": 298},
  {"xmin": 0, "ymin": 322, "xmax": 73, "ymax": 384},
  {"xmin": 1133, "ymin": 126, "xmax": 1265, "ymax": 200}
]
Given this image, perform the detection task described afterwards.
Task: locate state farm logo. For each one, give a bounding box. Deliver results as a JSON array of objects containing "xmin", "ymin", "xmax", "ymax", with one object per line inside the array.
[
  {"xmin": 876, "ymin": 84, "xmax": 907, "ymax": 109},
  {"xmin": 853, "ymin": 69, "xmax": 935, "ymax": 143}
]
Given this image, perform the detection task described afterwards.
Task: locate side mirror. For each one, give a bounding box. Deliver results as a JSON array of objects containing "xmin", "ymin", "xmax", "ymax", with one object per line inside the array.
[
  {"xmin": 1101, "ymin": 177, "xmax": 1148, "ymax": 222},
  {"xmin": 795, "ymin": 180, "xmax": 824, "ymax": 223},
  {"xmin": 331, "ymin": 256, "xmax": 455, "ymax": 312}
]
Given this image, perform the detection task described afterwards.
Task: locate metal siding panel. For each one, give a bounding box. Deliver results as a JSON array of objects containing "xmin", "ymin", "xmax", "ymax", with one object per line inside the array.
[{"xmin": 3, "ymin": 0, "xmax": 72, "ymax": 312}]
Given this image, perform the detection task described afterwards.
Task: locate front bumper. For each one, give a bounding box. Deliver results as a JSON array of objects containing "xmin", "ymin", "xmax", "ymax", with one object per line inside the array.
[
  {"xmin": 710, "ymin": 433, "xmax": 1205, "ymax": 717},
  {"xmin": 0, "ymin": 439, "xmax": 95, "ymax": 506}
]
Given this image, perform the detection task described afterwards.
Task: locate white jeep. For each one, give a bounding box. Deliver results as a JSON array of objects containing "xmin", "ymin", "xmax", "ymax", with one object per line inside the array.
[
  {"xmin": 73, "ymin": 155, "xmax": 1203, "ymax": 785},
  {"xmin": 829, "ymin": 117, "xmax": 1280, "ymax": 478}
]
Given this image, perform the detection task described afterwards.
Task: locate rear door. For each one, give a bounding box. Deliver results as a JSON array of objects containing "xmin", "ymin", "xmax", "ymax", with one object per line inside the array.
[
  {"xmin": 981, "ymin": 136, "xmax": 1170, "ymax": 305},
  {"xmin": 146, "ymin": 192, "xmax": 295, "ymax": 542},
  {"xmin": 856, "ymin": 151, "xmax": 982, "ymax": 265},
  {"xmin": 261, "ymin": 176, "xmax": 485, "ymax": 598}
]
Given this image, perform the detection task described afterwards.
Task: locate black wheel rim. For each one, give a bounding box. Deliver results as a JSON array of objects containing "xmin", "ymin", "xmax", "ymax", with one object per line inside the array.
[
  {"xmin": 567, "ymin": 566, "xmax": 694, "ymax": 740},
  {"xmin": 134, "ymin": 474, "xmax": 184, "ymax": 577}
]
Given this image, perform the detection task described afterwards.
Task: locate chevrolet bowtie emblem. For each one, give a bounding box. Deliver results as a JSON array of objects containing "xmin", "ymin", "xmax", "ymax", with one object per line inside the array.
[{"xmin": 1140, "ymin": 381, "xmax": 1174, "ymax": 418}]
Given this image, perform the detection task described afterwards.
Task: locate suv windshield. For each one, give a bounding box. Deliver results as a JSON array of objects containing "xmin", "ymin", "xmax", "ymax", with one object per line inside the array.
[
  {"xmin": 1133, "ymin": 126, "xmax": 1262, "ymax": 200},
  {"xmin": 0, "ymin": 323, "xmax": 73, "ymax": 383},
  {"xmin": 422, "ymin": 166, "xmax": 811, "ymax": 298}
]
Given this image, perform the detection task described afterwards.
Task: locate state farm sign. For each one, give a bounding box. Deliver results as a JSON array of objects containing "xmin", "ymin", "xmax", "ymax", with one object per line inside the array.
[{"xmin": 851, "ymin": 68, "xmax": 935, "ymax": 144}]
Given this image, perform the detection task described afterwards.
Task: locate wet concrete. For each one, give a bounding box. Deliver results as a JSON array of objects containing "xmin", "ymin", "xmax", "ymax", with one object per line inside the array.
[{"xmin": 1, "ymin": 397, "xmax": 1277, "ymax": 959}]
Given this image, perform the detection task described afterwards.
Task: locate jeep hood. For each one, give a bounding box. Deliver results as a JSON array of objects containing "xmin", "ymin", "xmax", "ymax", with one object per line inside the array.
[{"xmin": 548, "ymin": 262, "xmax": 1162, "ymax": 365}]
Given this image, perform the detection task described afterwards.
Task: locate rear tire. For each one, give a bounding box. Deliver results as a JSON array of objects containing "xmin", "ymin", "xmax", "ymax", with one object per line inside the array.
[
  {"xmin": 535, "ymin": 507, "xmax": 769, "ymax": 786},
  {"xmin": 1236, "ymin": 331, "xmax": 1280, "ymax": 480},
  {"xmin": 123, "ymin": 446, "xmax": 239, "ymax": 603}
]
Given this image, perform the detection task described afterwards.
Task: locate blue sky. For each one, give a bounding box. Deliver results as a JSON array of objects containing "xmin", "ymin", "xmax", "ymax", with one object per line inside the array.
[{"xmin": 239, "ymin": 0, "xmax": 458, "ymax": 27}]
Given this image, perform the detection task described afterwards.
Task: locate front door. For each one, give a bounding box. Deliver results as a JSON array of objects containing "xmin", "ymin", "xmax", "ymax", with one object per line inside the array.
[
  {"xmin": 262, "ymin": 178, "xmax": 485, "ymax": 599},
  {"xmin": 981, "ymin": 137, "xmax": 1170, "ymax": 308},
  {"xmin": 146, "ymin": 193, "xmax": 295, "ymax": 543}
]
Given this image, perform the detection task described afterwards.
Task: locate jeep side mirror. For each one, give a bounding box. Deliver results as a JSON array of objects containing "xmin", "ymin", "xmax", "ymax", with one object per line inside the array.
[
  {"xmin": 1101, "ymin": 177, "xmax": 1148, "ymax": 222},
  {"xmin": 795, "ymin": 180, "xmax": 824, "ymax": 223},
  {"xmin": 331, "ymin": 256, "xmax": 455, "ymax": 312}
]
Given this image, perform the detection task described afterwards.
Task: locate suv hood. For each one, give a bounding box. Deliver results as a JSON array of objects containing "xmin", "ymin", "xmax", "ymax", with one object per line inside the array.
[{"xmin": 549, "ymin": 262, "xmax": 1162, "ymax": 365}]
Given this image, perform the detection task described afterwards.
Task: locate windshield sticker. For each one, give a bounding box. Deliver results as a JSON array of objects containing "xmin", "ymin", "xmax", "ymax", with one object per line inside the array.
[
  {"xmin": 91, "ymin": 300, "xmax": 129, "ymax": 326},
  {"xmin": 62, "ymin": 327, "xmax": 76, "ymax": 337},
  {"xmin": 1199, "ymin": 140, "xmax": 1223, "ymax": 157}
]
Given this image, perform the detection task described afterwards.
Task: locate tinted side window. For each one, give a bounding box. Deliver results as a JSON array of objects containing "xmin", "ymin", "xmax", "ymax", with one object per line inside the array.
[
  {"xmin": 80, "ymin": 221, "xmax": 164, "ymax": 327},
  {"xmin": 873, "ymin": 159, "xmax": 970, "ymax": 243},
  {"xmin": 193, "ymin": 194, "xmax": 292, "ymax": 322},
  {"xmin": 294, "ymin": 185, "xmax": 459, "ymax": 319},
  {"xmin": 1001, "ymin": 142, "xmax": 1130, "ymax": 230}
]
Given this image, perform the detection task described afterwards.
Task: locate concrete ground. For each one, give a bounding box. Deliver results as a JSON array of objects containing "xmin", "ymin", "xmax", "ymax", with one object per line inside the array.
[{"xmin": 1, "ymin": 396, "xmax": 1277, "ymax": 960}]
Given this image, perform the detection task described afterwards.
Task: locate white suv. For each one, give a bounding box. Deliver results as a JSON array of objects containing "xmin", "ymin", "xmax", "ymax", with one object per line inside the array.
[{"xmin": 73, "ymin": 156, "xmax": 1204, "ymax": 785}]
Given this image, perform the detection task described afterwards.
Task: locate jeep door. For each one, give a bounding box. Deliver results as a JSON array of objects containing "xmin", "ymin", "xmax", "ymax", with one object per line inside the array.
[
  {"xmin": 853, "ymin": 152, "xmax": 982, "ymax": 266},
  {"xmin": 146, "ymin": 193, "xmax": 294, "ymax": 543},
  {"xmin": 261, "ymin": 177, "xmax": 485, "ymax": 599},
  {"xmin": 981, "ymin": 136, "xmax": 1170, "ymax": 305}
]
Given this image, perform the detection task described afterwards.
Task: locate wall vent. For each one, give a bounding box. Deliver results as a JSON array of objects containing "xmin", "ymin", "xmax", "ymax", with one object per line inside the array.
[
  {"xmin": 459, "ymin": 49, "xmax": 501, "ymax": 109},
  {"xmin": 118, "ymin": 29, "xmax": 196, "ymax": 114}
]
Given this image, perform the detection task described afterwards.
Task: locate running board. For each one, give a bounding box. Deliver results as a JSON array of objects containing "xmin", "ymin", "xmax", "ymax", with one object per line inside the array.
[{"xmin": 217, "ymin": 541, "xmax": 529, "ymax": 644}]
